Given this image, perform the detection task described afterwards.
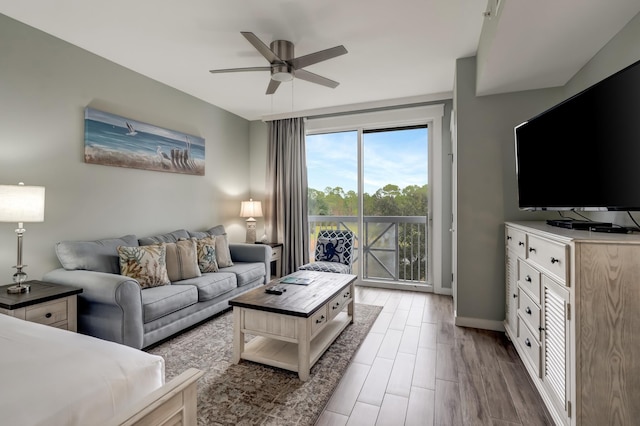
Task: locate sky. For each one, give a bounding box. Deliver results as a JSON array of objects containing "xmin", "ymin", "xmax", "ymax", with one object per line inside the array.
[{"xmin": 306, "ymin": 127, "xmax": 428, "ymax": 194}]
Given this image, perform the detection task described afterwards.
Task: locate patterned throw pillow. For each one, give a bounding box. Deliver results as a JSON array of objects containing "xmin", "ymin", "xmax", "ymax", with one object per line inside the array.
[
  {"xmin": 214, "ymin": 234, "xmax": 234, "ymax": 268},
  {"xmin": 316, "ymin": 237, "xmax": 349, "ymax": 265},
  {"xmin": 163, "ymin": 239, "xmax": 201, "ymax": 282},
  {"xmin": 193, "ymin": 236, "xmax": 219, "ymax": 273},
  {"xmin": 118, "ymin": 245, "xmax": 170, "ymax": 288}
]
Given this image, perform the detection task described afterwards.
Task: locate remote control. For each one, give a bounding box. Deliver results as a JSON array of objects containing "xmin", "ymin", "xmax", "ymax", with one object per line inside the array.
[{"xmin": 265, "ymin": 286, "xmax": 286, "ymax": 295}]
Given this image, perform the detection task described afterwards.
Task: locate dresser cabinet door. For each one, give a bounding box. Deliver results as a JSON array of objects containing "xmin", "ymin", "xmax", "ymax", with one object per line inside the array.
[
  {"xmin": 505, "ymin": 247, "xmax": 519, "ymax": 338},
  {"xmin": 541, "ymin": 275, "xmax": 571, "ymax": 423}
]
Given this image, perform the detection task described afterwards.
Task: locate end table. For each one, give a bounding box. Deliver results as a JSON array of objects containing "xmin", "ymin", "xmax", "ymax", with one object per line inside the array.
[{"xmin": 0, "ymin": 280, "xmax": 82, "ymax": 332}]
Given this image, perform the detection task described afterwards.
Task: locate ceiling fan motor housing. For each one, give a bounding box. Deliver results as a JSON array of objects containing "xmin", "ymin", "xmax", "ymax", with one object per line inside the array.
[{"xmin": 270, "ymin": 40, "xmax": 294, "ymax": 82}]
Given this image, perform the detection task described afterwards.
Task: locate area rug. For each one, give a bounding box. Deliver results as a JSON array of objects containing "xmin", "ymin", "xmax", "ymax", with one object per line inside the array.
[{"xmin": 148, "ymin": 303, "xmax": 382, "ymax": 426}]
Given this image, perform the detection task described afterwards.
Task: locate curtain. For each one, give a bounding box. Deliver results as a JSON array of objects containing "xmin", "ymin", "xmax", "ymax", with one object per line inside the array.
[{"xmin": 265, "ymin": 118, "xmax": 309, "ymax": 275}]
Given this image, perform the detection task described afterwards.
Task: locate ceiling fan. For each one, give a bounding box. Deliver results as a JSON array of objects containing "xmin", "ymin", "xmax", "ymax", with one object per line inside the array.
[{"xmin": 209, "ymin": 32, "xmax": 347, "ymax": 95}]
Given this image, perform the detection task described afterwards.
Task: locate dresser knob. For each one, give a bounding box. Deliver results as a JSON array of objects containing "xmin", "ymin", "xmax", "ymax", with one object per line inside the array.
[
  {"xmin": 550, "ymin": 257, "xmax": 559, "ymax": 264},
  {"xmin": 518, "ymin": 241, "xmax": 525, "ymax": 246},
  {"xmin": 513, "ymin": 293, "xmax": 518, "ymax": 298},
  {"xmin": 507, "ymin": 236, "xmax": 512, "ymax": 240},
  {"xmin": 316, "ymin": 315, "xmax": 325, "ymax": 324},
  {"xmin": 525, "ymin": 338, "xmax": 531, "ymax": 347},
  {"xmin": 525, "ymin": 276, "xmax": 532, "ymax": 283},
  {"xmin": 45, "ymin": 313, "xmax": 52, "ymax": 319},
  {"xmin": 539, "ymin": 327, "xmax": 545, "ymax": 331},
  {"xmin": 529, "ymin": 247, "xmax": 536, "ymax": 253},
  {"xmin": 525, "ymin": 307, "xmax": 532, "ymax": 315}
]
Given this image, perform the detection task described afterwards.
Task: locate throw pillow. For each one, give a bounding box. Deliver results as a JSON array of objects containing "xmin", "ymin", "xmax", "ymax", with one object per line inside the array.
[
  {"xmin": 118, "ymin": 245, "xmax": 170, "ymax": 288},
  {"xmin": 163, "ymin": 239, "xmax": 201, "ymax": 282},
  {"xmin": 214, "ymin": 234, "xmax": 234, "ymax": 268},
  {"xmin": 55, "ymin": 234, "xmax": 139, "ymax": 273},
  {"xmin": 316, "ymin": 237, "xmax": 349, "ymax": 265},
  {"xmin": 193, "ymin": 236, "xmax": 219, "ymax": 273}
]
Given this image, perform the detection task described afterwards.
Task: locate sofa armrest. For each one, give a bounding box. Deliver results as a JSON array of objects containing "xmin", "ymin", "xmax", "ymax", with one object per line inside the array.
[
  {"xmin": 42, "ymin": 268, "xmax": 145, "ymax": 349},
  {"xmin": 229, "ymin": 243, "xmax": 272, "ymax": 284}
]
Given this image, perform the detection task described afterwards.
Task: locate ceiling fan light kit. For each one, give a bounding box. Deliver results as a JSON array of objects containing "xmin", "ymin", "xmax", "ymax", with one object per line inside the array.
[{"xmin": 209, "ymin": 32, "xmax": 347, "ymax": 94}]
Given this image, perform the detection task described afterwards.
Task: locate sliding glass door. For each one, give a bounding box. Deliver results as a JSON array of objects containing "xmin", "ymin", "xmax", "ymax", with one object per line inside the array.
[{"xmin": 306, "ymin": 124, "xmax": 430, "ymax": 289}]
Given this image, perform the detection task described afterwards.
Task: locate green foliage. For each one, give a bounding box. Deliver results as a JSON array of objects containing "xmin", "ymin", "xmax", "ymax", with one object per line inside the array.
[
  {"xmin": 308, "ymin": 184, "xmax": 428, "ymax": 216},
  {"xmin": 308, "ymin": 184, "xmax": 429, "ymax": 282}
]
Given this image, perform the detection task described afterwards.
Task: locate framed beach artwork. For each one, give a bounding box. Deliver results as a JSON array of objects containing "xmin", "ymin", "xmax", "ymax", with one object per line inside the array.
[{"xmin": 84, "ymin": 108, "xmax": 205, "ymax": 175}]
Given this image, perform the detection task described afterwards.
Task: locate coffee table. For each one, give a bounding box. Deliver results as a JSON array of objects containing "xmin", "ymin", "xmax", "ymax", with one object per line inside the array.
[{"xmin": 229, "ymin": 270, "xmax": 356, "ymax": 380}]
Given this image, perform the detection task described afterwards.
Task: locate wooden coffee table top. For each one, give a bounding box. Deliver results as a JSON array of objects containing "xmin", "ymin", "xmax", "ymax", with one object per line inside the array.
[{"xmin": 229, "ymin": 271, "xmax": 356, "ymax": 318}]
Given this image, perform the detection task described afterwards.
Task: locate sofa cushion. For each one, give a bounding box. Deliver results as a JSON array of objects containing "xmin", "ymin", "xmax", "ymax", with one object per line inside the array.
[
  {"xmin": 193, "ymin": 237, "xmax": 219, "ymax": 273},
  {"xmin": 141, "ymin": 284, "xmax": 198, "ymax": 323},
  {"xmin": 214, "ymin": 235, "xmax": 234, "ymax": 267},
  {"xmin": 55, "ymin": 234, "xmax": 139, "ymax": 273},
  {"xmin": 118, "ymin": 245, "xmax": 170, "ymax": 288},
  {"xmin": 163, "ymin": 239, "xmax": 201, "ymax": 282},
  {"xmin": 220, "ymin": 262, "xmax": 265, "ymax": 287},
  {"xmin": 187, "ymin": 230, "xmax": 209, "ymax": 239},
  {"xmin": 138, "ymin": 229, "xmax": 190, "ymax": 246},
  {"xmin": 172, "ymin": 272, "xmax": 236, "ymax": 301}
]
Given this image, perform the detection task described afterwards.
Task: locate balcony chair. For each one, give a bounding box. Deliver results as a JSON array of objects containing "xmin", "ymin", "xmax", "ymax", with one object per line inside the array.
[{"xmin": 298, "ymin": 229, "xmax": 354, "ymax": 274}]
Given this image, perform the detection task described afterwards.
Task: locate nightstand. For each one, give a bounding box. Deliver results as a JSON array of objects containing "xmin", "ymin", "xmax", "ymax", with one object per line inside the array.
[
  {"xmin": 265, "ymin": 243, "xmax": 283, "ymax": 279},
  {"xmin": 0, "ymin": 280, "xmax": 82, "ymax": 332}
]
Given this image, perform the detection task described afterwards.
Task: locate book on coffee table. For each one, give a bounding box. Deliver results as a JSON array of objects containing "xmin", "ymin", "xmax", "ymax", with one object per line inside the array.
[{"xmin": 279, "ymin": 276, "xmax": 314, "ymax": 285}]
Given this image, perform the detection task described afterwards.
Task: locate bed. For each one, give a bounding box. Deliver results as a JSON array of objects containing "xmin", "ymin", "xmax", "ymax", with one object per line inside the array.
[{"xmin": 0, "ymin": 314, "xmax": 202, "ymax": 426}]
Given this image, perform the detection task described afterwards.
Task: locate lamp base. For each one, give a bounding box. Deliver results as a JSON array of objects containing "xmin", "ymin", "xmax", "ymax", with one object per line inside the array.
[{"xmin": 7, "ymin": 283, "xmax": 30, "ymax": 294}]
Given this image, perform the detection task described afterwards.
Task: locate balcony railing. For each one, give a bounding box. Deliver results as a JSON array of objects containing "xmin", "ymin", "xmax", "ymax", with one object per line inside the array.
[{"xmin": 308, "ymin": 215, "xmax": 428, "ymax": 284}]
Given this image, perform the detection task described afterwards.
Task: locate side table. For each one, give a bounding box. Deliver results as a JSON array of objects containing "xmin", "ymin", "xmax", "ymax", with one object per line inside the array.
[
  {"xmin": 264, "ymin": 242, "xmax": 283, "ymax": 279},
  {"xmin": 0, "ymin": 280, "xmax": 82, "ymax": 332}
]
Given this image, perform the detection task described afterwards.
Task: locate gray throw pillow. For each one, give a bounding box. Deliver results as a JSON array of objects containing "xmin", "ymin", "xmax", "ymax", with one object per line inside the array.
[{"xmin": 56, "ymin": 234, "xmax": 139, "ymax": 273}]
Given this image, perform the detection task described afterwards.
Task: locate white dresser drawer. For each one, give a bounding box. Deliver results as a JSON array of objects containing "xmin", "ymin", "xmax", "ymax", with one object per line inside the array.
[
  {"xmin": 506, "ymin": 226, "xmax": 527, "ymax": 257},
  {"xmin": 518, "ymin": 288, "xmax": 541, "ymax": 340},
  {"xmin": 517, "ymin": 316, "xmax": 541, "ymax": 378},
  {"xmin": 526, "ymin": 234, "xmax": 568, "ymax": 283},
  {"xmin": 518, "ymin": 259, "xmax": 541, "ymax": 303}
]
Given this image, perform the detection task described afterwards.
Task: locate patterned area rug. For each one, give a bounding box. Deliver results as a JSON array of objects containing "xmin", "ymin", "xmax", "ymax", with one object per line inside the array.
[{"xmin": 148, "ymin": 303, "xmax": 382, "ymax": 426}]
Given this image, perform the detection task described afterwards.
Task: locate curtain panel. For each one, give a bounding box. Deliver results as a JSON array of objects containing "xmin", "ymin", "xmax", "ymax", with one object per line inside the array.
[{"xmin": 265, "ymin": 118, "xmax": 309, "ymax": 274}]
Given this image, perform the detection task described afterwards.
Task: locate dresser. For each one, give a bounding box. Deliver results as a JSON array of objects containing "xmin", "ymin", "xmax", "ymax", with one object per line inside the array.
[
  {"xmin": 504, "ymin": 221, "xmax": 640, "ymax": 426},
  {"xmin": 0, "ymin": 280, "xmax": 82, "ymax": 332}
]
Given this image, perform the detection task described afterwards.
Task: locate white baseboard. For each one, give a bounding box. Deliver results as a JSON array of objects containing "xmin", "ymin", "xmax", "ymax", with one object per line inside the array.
[
  {"xmin": 454, "ymin": 316, "xmax": 505, "ymax": 332},
  {"xmin": 434, "ymin": 287, "xmax": 452, "ymax": 296}
]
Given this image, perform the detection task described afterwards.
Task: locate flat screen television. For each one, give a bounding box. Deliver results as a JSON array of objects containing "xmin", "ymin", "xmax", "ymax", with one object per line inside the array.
[{"xmin": 515, "ymin": 58, "xmax": 640, "ymax": 211}]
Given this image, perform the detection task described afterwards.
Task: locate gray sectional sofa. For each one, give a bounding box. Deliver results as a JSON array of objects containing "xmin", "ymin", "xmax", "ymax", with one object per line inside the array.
[{"xmin": 43, "ymin": 226, "xmax": 270, "ymax": 349}]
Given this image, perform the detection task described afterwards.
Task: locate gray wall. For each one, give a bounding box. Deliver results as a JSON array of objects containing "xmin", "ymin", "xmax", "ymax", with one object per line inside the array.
[
  {"xmin": 453, "ymin": 11, "xmax": 640, "ymax": 326},
  {"xmin": 0, "ymin": 15, "xmax": 251, "ymax": 280},
  {"xmin": 454, "ymin": 56, "xmax": 563, "ymax": 325}
]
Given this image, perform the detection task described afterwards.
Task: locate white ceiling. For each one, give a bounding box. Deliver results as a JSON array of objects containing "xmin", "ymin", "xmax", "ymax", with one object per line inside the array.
[{"xmin": 1, "ymin": 1, "xmax": 639, "ymax": 121}]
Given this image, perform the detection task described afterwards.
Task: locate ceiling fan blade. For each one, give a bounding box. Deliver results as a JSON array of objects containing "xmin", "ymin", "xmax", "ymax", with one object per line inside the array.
[
  {"xmin": 241, "ymin": 31, "xmax": 281, "ymax": 64},
  {"xmin": 209, "ymin": 66, "xmax": 271, "ymax": 74},
  {"xmin": 294, "ymin": 69, "xmax": 339, "ymax": 89},
  {"xmin": 290, "ymin": 45, "xmax": 347, "ymax": 69},
  {"xmin": 266, "ymin": 79, "xmax": 281, "ymax": 95}
]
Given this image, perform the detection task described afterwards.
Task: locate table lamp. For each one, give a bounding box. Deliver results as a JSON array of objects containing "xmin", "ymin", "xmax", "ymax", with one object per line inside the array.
[
  {"xmin": 0, "ymin": 182, "xmax": 45, "ymax": 293},
  {"xmin": 239, "ymin": 199, "xmax": 263, "ymax": 244}
]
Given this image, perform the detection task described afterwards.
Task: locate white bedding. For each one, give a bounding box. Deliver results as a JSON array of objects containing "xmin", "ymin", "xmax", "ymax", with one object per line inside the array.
[{"xmin": 0, "ymin": 314, "xmax": 164, "ymax": 426}]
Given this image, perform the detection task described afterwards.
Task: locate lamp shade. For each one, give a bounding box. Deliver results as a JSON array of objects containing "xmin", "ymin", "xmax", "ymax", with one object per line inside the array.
[
  {"xmin": 0, "ymin": 183, "xmax": 45, "ymax": 223},
  {"xmin": 239, "ymin": 199, "xmax": 263, "ymax": 218}
]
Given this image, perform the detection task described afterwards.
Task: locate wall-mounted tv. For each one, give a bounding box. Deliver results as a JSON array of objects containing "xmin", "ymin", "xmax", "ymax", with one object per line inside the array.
[{"xmin": 515, "ymin": 58, "xmax": 640, "ymax": 211}]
